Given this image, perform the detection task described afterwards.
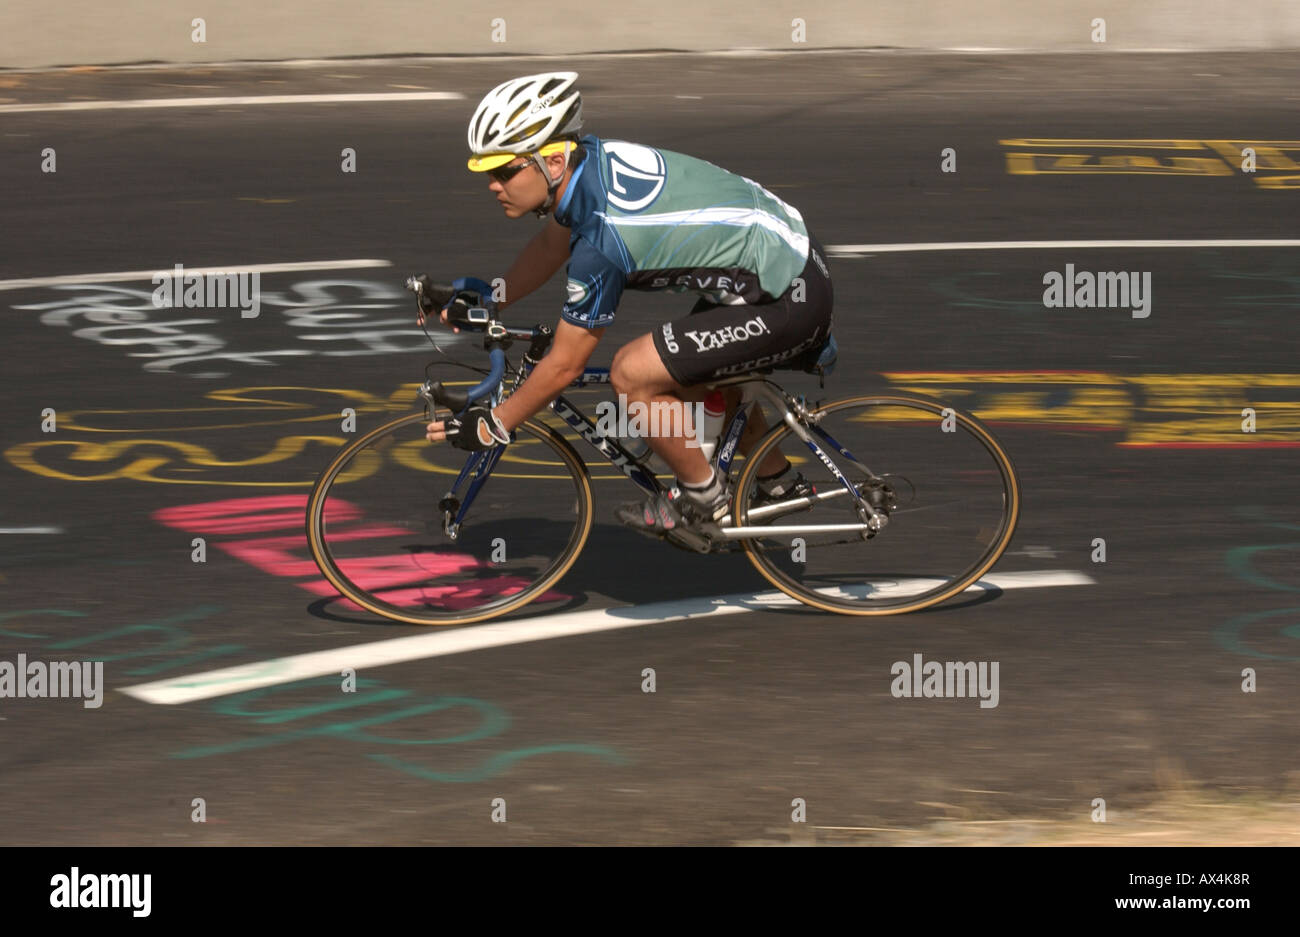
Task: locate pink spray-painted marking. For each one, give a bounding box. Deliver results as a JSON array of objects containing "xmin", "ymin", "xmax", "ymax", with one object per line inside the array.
[
  {"xmin": 154, "ymin": 494, "xmax": 360, "ymax": 535},
  {"xmin": 297, "ymin": 551, "xmax": 566, "ymax": 610},
  {"xmin": 153, "ymin": 495, "xmax": 571, "ymax": 610},
  {"xmin": 218, "ymin": 526, "xmax": 417, "ymax": 579},
  {"xmin": 295, "ymin": 550, "xmax": 483, "ymax": 594}
]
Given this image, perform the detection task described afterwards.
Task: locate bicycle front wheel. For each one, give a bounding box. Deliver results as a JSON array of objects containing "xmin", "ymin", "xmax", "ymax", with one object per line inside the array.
[
  {"xmin": 306, "ymin": 412, "xmax": 593, "ymax": 625},
  {"xmin": 732, "ymin": 394, "xmax": 1020, "ymax": 615}
]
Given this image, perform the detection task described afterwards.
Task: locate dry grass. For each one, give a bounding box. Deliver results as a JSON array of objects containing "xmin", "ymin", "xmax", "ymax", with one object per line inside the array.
[{"xmin": 742, "ymin": 780, "xmax": 1300, "ymax": 846}]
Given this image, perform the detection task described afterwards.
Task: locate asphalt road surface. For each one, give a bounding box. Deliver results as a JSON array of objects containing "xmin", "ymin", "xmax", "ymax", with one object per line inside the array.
[{"xmin": 1, "ymin": 51, "xmax": 1297, "ymax": 844}]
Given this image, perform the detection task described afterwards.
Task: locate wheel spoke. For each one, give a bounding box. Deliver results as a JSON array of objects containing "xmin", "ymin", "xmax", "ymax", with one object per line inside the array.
[
  {"xmin": 733, "ymin": 396, "xmax": 1019, "ymax": 615},
  {"xmin": 307, "ymin": 414, "xmax": 592, "ymax": 625}
]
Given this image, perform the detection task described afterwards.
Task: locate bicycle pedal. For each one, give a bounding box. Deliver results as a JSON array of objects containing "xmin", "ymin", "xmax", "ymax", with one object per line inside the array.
[{"xmin": 664, "ymin": 526, "xmax": 714, "ymax": 554}]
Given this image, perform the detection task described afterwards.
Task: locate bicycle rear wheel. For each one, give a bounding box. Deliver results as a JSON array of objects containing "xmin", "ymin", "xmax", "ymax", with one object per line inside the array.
[
  {"xmin": 732, "ymin": 394, "xmax": 1019, "ymax": 615},
  {"xmin": 306, "ymin": 412, "xmax": 593, "ymax": 625}
]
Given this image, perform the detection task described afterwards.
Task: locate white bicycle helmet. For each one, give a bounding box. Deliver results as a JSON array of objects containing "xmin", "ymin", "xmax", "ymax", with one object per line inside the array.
[{"xmin": 467, "ymin": 72, "xmax": 583, "ymax": 215}]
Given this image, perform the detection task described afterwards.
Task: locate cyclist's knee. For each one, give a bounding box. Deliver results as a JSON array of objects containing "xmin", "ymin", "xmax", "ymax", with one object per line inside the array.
[
  {"xmin": 608, "ymin": 345, "xmax": 637, "ymax": 397},
  {"xmin": 610, "ymin": 335, "xmax": 677, "ymax": 398}
]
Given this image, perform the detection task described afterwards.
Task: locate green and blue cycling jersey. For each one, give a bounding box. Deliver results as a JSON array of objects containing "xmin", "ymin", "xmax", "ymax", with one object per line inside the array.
[{"xmin": 553, "ymin": 135, "xmax": 811, "ymax": 329}]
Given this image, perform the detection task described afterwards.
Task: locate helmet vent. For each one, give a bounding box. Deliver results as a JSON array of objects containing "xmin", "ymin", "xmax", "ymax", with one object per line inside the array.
[{"xmin": 467, "ymin": 71, "xmax": 582, "ymax": 161}]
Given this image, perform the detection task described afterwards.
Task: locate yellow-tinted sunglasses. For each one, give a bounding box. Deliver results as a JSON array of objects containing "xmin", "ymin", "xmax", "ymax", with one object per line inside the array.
[{"xmin": 467, "ymin": 140, "xmax": 573, "ymax": 176}]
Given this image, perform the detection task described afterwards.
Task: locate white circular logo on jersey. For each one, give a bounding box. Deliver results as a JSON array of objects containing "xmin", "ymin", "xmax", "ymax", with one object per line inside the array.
[
  {"xmin": 566, "ymin": 279, "xmax": 589, "ymax": 305},
  {"xmin": 604, "ymin": 141, "xmax": 667, "ymax": 212}
]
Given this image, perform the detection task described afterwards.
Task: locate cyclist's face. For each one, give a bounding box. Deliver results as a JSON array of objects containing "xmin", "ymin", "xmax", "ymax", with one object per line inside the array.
[{"xmin": 488, "ymin": 157, "xmax": 544, "ymax": 218}]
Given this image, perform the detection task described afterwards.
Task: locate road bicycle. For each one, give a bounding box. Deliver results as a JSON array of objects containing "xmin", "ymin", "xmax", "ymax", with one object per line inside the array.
[{"xmin": 305, "ymin": 277, "xmax": 1021, "ymax": 625}]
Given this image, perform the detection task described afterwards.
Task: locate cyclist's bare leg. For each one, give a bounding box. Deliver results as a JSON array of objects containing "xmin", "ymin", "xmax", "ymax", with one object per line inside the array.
[
  {"xmin": 610, "ymin": 335, "xmax": 712, "ymax": 485},
  {"xmin": 611, "ymin": 335, "xmax": 788, "ymax": 483},
  {"xmin": 676, "ymin": 385, "xmax": 780, "ymax": 472},
  {"xmin": 720, "ymin": 388, "xmax": 791, "ymax": 477}
]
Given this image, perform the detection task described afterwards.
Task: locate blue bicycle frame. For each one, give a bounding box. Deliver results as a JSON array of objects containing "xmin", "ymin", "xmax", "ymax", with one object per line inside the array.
[{"xmin": 439, "ymin": 346, "xmax": 880, "ymax": 538}]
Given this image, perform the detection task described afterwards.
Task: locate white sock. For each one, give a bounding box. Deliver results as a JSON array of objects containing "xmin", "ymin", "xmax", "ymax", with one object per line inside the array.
[
  {"xmin": 758, "ymin": 461, "xmax": 794, "ymax": 496},
  {"xmin": 679, "ymin": 467, "xmax": 724, "ymax": 505}
]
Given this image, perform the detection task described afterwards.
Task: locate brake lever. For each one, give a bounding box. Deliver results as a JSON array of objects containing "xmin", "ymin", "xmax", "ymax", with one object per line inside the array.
[{"xmin": 406, "ymin": 275, "xmax": 457, "ymax": 321}]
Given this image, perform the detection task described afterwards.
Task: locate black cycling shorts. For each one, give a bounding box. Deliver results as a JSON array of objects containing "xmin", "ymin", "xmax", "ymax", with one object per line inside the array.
[{"xmin": 652, "ymin": 236, "xmax": 833, "ymax": 387}]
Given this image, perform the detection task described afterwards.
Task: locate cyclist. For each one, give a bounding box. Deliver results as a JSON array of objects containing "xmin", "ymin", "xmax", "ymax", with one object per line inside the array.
[{"xmin": 425, "ymin": 71, "xmax": 834, "ymax": 534}]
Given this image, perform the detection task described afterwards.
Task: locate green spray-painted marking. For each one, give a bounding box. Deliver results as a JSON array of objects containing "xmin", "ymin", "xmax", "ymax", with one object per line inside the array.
[
  {"xmin": 49, "ymin": 605, "xmax": 224, "ymax": 664},
  {"xmin": 1233, "ymin": 506, "xmax": 1300, "ymax": 530},
  {"xmin": 929, "ymin": 272, "xmax": 1045, "ymax": 312},
  {"xmin": 170, "ymin": 657, "xmax": 291, "ymax": 689},
  {"xmin": 1214, "ymin": 607, "xmax": 1300, "ymax": 661},
  {"xmin": 1225, "ymin": 543, "xmax": 1300, "ymax": 593},
  {"xmin": 125, "ymin": 644, "xmax": 246, "ymax": 678},
  {"xmin": 209, "ymin": 676, "xmax": 408, "ymax": 724},
  {"xmin": 5, "ymin": 608, "xmax": 627, "ymax": 782},
  {"xmin": 0, "ymin": 608, "xmax": 87, "ymax": 639},
  {"xmin": 172, "ymin": 692, "xmax": 507, "ymax": 759},
  {"xmin": 369, "ymin": 744, "xmax": 627, "ymax": 783},
  {"xmin": 1219, "ymin": 508, "xmax": 1300, "ymax": 660},
  {"xmin": 168, "ymin": 675, "xmax": 626, "ymax": 781},
  {"xmin": 1208, "ymin": 259, "xmax": 1300, "ymax": 308}
]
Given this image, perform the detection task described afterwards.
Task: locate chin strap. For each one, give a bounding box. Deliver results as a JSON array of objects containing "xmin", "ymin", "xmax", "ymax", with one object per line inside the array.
[{"xmin": 530, "ymin": 141, "xmax": 571, "ymax": 218}]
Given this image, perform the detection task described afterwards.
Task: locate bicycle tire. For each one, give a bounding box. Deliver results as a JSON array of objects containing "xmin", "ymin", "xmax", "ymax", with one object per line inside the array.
[
  {"xmin": 306, "ymin": 411, "xmax": 594, "ymax": 625},
  {"xmin": 732, "ymin": 393, "xmax": 1020, "ymax": 615}
]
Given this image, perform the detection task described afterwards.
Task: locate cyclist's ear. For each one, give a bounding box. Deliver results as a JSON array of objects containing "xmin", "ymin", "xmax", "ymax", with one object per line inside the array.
[{"xmin": 546, "ymin": 149, "xmax": 569, "ymax": 179}]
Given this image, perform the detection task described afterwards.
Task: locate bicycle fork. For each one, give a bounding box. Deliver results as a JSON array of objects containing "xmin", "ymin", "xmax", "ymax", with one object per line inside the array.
[{"xmin": 437, "ymin": 445, "xmax": 506, "ymax": 541}]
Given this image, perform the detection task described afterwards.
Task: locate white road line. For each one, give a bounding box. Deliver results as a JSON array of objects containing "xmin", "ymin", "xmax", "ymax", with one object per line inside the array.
[
  {"xmin": 0, "ymin": 259, "xmax": 392, "ymax": 292},
  {"xmin": 0, "ymin": 527, "xmax": 64, "ymax": 534},
  {"xmin": 3, "ymin": 49, "xmax": 1250, "ymax": 76},
  {"xmin": 120, "ymin": 569, "xmax": 1094, "ymax": 706},
  {"xmin": 828, "ymin": 239, "xmax": 1300, "ymax": 256},
  {"xmin": 0, "ymin": 92, "xmax": 463, "ymax": 114}
]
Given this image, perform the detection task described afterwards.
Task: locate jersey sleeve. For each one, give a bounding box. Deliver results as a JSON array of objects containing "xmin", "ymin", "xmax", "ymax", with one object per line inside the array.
[{"xmin": 561, "ymin": 239, "xmax": 626, "ymax": 329}]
